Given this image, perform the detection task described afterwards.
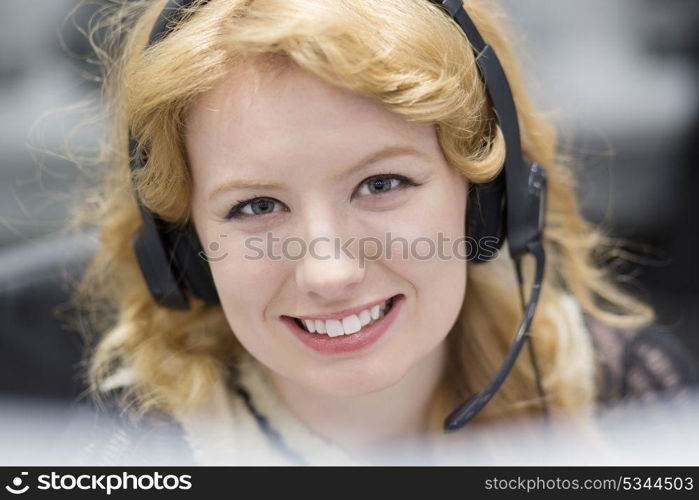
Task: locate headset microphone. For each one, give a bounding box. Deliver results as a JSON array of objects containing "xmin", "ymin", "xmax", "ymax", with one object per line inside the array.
[
  {"xmin": 132, "ymin": 0, "xmax": 550, "ymax": 433},
  {"xmin": 444, "ymin": 165, "xmax": 546, "ymax": 431},
  {"xmin": 431, "ymin": 0, "xmax": 549, "ymax": 431}
]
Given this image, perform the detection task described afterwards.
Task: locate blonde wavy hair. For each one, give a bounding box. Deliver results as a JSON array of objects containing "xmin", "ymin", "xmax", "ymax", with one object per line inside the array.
[{"xmin": 70, "ymin": 0, "xmax": 653, "ymax": 428}]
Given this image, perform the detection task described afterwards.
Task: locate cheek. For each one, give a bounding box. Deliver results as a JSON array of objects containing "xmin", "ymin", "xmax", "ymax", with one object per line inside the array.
[
  {"xmin": 204, "ymin": 234, "xmax": 283, "ymax": 339},
  {"xmin": 404, "ymin": 207, "xmax": 466, "ymax": 343},
  {"xmin": 387, "ymin": 171, "xmax": 466, "ymax": 269},
  {"xmin": 209, "ymin": 255, "xmax": 293, "ymax": 373},
  {"xmin": 381, "ymin": 175, "xmax": 467, "ymax": 345}
]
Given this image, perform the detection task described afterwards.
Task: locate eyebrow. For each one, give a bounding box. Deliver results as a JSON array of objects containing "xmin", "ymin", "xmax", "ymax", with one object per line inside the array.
[{"xmin": 207, "ymin": 144, "xmax": 428, "ymax": 203}]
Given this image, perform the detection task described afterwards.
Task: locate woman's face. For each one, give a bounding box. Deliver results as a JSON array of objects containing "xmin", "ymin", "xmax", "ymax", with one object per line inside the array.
[{"xmin": 186, "ymin": 61, "xmax": 467, "ymax": 397}]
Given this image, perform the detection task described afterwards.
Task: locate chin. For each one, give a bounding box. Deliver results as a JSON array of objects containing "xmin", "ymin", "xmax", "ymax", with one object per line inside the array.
[{"xmin": 302, "ymin": 354, "xmax": 410, "ymax": 398}]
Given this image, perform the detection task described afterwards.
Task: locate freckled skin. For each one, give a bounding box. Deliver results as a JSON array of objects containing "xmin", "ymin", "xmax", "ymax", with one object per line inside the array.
[{"xmin": 186, "ymin": 62, "xmax": 467, "ymax": 402}]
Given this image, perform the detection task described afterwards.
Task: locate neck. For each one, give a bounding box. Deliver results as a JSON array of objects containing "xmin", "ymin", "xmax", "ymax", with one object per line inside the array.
[{"xmin": 263, "ymin": 341, "xmax": 449, "ymax": 464}]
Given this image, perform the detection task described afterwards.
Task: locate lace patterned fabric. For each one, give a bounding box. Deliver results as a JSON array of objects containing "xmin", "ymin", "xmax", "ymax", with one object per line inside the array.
[{"xmin": 584, "ymin": 314, "xmax": 698, "ymax": 405}]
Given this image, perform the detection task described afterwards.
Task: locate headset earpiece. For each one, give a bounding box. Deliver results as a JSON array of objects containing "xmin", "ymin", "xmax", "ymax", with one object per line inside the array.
[
  {"xmin": 129, "ymin": 132, "xmax": 220, "ymax": 309},
  {"xmin": 465, "ymin": 172, "xmax": 506, "ymax": 263},
  {"xmin": 131, "ymin": 205, "xmax": 190, "ymax": 311},
  {"xmin": 129, "ymin": 135, "xmax": 189, "ymax": 310},
  {"xmin": 169, "ymin": 224, "xmax": 221, "ymax": 305}
]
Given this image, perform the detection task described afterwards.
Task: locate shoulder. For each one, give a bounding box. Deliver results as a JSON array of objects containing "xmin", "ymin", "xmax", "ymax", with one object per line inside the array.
[
  {"xmin": 67, "ymin": 371, "xmax": 196, "ymax": 465},
  {"xmin": 582, "ymin": 314, "xmax": 699, "ymax": 404},
  {"xmin": 76, "ymin": 362, "xmax": 288, "ymax": 465}
]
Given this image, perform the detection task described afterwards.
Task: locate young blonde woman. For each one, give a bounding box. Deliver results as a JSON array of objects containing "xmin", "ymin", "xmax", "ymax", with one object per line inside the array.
[{"xmin": 70, "ymin": 0, "xmax": 697, "ymax": 465}]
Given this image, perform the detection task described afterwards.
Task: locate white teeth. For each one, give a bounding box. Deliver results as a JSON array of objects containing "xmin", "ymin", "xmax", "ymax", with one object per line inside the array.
[
  {"xmin": 359, "ymin": 309, "xmax": 371, "ymax": 326},
  {"xmin": 303, "ymin": 319, "xmax": 316, "ymax": 333},
  {"xmin": 342, "ymin": 314, "xmax": 362, "ymax": 334},
  {"xmin": 296, "ymin": 297, "xmax": 395, "ymax": 336},
  {"xmin": 326, "ymin": 319, "xmax": 345, "ymax": 337}
]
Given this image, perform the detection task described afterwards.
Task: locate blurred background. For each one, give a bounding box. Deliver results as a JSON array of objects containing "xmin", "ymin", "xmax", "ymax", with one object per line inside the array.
[{"xmin": 0, "ymin": 0, "xmax": 697, "ymax": 405}]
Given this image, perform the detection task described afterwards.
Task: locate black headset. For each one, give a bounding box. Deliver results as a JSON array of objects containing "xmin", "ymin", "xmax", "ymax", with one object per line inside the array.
[{"xmin": 129, "ymin": 0, "xmax": 549, "ymax": 433}]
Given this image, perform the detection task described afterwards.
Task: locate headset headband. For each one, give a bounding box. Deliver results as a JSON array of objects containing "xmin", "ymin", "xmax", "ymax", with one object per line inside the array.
[{"xmin": 140, "ymin": 0, "xmax": 539, "ymax": 259}]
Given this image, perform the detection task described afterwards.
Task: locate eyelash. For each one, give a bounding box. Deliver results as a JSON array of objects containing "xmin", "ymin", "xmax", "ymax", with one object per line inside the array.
[{"xmin": 225, "ymin": 173, "xmax": 420, "ymax": 220}]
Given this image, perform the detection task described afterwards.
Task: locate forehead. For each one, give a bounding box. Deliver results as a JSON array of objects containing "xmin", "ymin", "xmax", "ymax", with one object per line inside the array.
[{"xmin": 184, "ymin": 60, "xmax": 437, "ymax": 179}]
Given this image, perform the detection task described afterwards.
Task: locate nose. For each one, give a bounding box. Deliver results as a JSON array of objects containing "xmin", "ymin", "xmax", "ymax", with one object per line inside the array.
[{"xmin": 295, "ymin": 225, "xmax": 366, "ymax": 303}]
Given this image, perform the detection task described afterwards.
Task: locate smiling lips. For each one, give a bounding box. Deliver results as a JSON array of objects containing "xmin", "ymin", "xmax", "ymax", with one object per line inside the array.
[
  {"xmin": 281, "ymin": 294, "xmax": 404, "ymax": 355},
  {"xmin": 294, "ymin": 297, "xmax": 394, "ymax": 337},
  {"xmin": 283, "ymin": 294, "xmax": 397, "ymax": 336}
]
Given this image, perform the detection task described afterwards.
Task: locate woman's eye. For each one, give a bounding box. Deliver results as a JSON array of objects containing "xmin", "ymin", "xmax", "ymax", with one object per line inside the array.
[
  {"xmin": 226, "ymin": 197, "xmax": 284, "ymax": 220},
  {"xmin": 356, "ymin": 174, "xmax": 417, "ymax": 197},
  {"xmin": 225, "ymin": 174, "xmax": 418, "ymax": 220}
]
